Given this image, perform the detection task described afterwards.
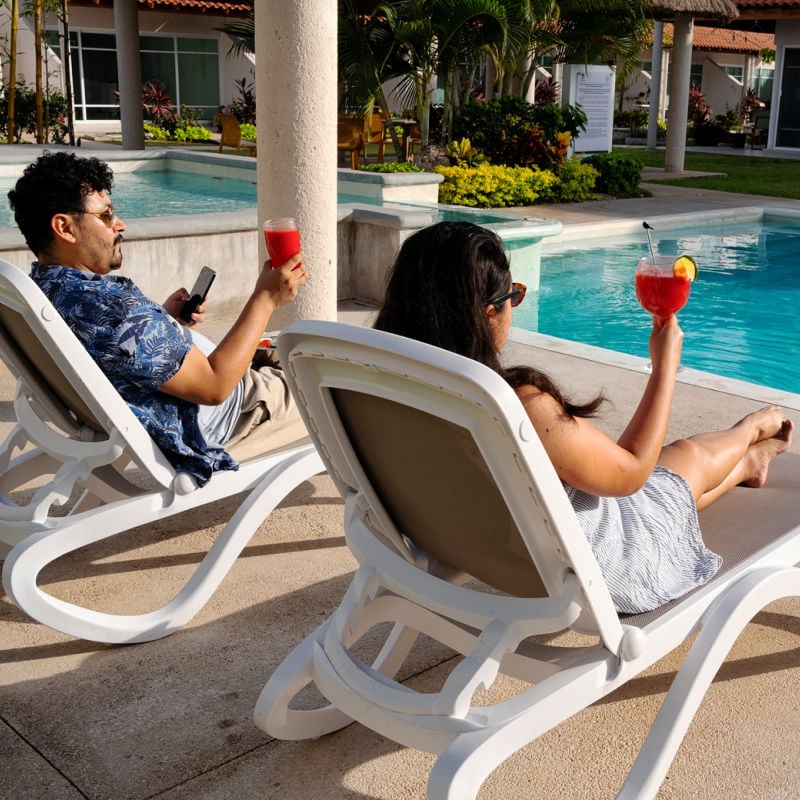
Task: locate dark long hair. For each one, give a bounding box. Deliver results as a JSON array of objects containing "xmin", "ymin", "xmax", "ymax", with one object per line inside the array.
[{"xmin": 374, "ymin": 221, "xmax": 603, "ymax": 419}]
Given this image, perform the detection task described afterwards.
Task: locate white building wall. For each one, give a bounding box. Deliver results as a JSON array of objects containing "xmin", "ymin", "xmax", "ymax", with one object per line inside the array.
[
  {"xmin": 698, "ymin": 53, "xmax": 747, "ymax": 116},
  {"xmin": 0, "ymin": 5, "xmax": 253, "ymax": 132},
  {"xmin": 617, "ymin": 47, "xmax": 772, "ymax": 127}
]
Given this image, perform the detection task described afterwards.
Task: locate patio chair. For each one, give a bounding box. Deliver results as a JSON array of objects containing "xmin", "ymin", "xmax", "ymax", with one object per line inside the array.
[
  {"xmin": 218, "ymin": 113, "xmax": 257, "ymax": 156},
  {"xmin": 0, "ymin": 259, "xmax": 324, "ymax": 644},
  {"xmin": 360, "ymin": 112, "xmax": 390, "ymax": 164},
  {"xmin": 405, "ymin": 122, "xmax": 423, "ymax": 162},
  {"xmin": 751, "ymin": 110, "xmax": 770, "ymax": 150},
  {"xmin": 254, "ymin": 320, "xmax": 800, "ymax": 800},
  {"xmin": 337, "ymin": 114, "xmax": 363, "ymax": 170}
]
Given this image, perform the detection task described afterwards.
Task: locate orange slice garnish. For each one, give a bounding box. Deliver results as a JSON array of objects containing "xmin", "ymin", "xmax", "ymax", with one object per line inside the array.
[{"xmin": 673, "ymin": 255, "xmax": 698, "ymax": 282}]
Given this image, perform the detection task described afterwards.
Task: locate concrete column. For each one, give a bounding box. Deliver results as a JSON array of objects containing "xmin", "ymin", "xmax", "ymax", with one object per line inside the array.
[
  {"xmin": 664, "ymin": 12, "xmax": 693, "ymax": 173},
  {"xmin": 647, "ymin": 21, "xmax": 664, "ymax": 150},
  {"xmin": 659, "ymin": 49, "xmax": 669, "ymax": 123},
  {"xmin": 742, "ymin": 54, "xmax": 754, "ymax": 105},
  {"xmin": 553, "ymin": 63, "xmax": 564, "ymax": 104},
  {"xmin": 114, "ymin": 0, "xmax": 144, "ymax": 151},
  {"xmin": 255, "ymin": 0, "xmax": 337, "ymax": 326}
]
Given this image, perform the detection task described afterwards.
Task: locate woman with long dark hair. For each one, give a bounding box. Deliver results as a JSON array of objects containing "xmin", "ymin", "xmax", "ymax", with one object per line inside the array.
[{"xmin": 375, "ymin": 221, "xmax": 793, "ymax": 613}]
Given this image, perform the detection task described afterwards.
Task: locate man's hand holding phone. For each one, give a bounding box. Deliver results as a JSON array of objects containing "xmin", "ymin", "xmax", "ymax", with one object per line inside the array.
[{"xmin": 178, "ymin": 266, "xmax": 216, "ymax": 324}]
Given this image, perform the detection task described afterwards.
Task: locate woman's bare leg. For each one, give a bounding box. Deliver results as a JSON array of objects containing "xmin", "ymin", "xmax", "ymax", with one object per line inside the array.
[{"xmin": 656, "ymin": 406, "xmax": 793, "ymax": 510}]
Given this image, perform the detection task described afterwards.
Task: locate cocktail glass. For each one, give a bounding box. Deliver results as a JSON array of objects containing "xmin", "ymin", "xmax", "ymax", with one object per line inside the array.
[
  {"xmin": 263, "ymin": 217, "xmax": 301, "ymax": 268},
  {"xmin": 635, "ymin": 255, "xmax": 692, "ymax": 320}
]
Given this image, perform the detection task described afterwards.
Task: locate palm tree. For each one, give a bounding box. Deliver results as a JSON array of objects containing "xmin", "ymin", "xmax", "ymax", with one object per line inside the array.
[
  {"xmin": 379, "ymin": 0, "xmax": 509, "ymax": 147},
  {"xmin": 217, "ymin": 0, "xmax": 254, "ymax": 57},
  {"xmin": 338, "ymin": 0, "xmax": 409, "ymax": 155},
  {"xmin": 494, "ymin": 0, "xmax": 652, "ymax": 101}
]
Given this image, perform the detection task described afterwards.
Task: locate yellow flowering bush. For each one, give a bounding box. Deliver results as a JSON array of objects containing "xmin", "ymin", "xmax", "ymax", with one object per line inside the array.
[{"xmin": 435, "ymin": 162, "xmax": 594, "ymax": 208}]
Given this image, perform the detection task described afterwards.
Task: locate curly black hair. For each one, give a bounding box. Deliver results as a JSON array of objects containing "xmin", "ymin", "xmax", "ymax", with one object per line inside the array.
[{"xmin": 8, "ymin": 151, "xmax": 115, "ymax": 256}]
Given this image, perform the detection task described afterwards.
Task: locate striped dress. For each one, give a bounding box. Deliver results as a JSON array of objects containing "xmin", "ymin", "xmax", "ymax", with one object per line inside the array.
[{"xmin": 564, "ymin": 466, "xmax": 722, "ymax": 615}]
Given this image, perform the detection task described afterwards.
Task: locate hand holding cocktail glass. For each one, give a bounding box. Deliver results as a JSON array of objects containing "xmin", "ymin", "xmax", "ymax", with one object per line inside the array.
[{"xmin": 635, "ymin": 222, "xmax": 697, "ymax": 372}]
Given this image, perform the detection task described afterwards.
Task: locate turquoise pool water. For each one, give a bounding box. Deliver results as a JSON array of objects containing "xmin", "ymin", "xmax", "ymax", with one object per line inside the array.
[
  {"xmin": 513, "ymin": 217, "xmax": 800, "ymax": 395},
  {"xmin": 0, "ymin": 169, "xmax": 260, "ymax": 228},
  {"xmin": 1, "ymin": 171, "xmax": 516, "ymax": 228}
]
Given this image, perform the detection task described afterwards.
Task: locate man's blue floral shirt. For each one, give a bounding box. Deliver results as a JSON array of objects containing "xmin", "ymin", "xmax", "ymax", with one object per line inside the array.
[{"xmin": 31, "ymin": 263, "xmax": 237, "ymax": 485}]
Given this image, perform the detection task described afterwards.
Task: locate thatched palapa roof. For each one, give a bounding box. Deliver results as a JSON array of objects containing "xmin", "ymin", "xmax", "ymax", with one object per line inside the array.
[{"xmin": 649, "ymin": 0, "xmax": 740, "ymax": 21}]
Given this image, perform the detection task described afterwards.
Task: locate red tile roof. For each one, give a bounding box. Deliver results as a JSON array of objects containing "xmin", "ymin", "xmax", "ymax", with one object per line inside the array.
[
  {"xmin": 735, "ymin": 0, "xmax": 800, "ymax": 15},
  {"xmin": 139, "ymin": 0, "xmax": 250, "ymax": 10},
  {"xmin": 72, "ymin": 0, "xmax": 250, "ymax": 14},
  {"xmin": 661, "ymin": 22, "xmax": 775, "ymax": 51}
]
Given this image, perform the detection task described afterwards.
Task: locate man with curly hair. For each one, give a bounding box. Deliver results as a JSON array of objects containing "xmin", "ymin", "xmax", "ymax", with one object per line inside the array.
[{"xmin": 8, "ymin": 151, "xmax": 307, "ymax": 485}]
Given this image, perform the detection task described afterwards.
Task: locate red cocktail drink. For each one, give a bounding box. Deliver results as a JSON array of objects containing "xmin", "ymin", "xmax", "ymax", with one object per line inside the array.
[
  {"xmin": 635, "ymin": 256, "xmax": 692, "ymax": 319},
  {"xmin": 263, "ymin": 217, "xmax": 301, "ymax": 267}
]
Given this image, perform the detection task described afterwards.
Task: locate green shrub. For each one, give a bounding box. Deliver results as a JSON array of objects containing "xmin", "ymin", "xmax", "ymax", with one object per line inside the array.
[
  {"xmin": 581, "ymin": 152, "xmax": 641, "ymax": 198},
  {"xmin": 551, "ymin": 158, "xmax": 600, "ymax": 202},
  {"xmin": 143, "ymin": 121, "xmax": 169, "ymax": 140},
  {"xmin": 453, "ymin": 96, "xmax": 586, "ymax": 170},
  {"xmin": 434, "ymin": 163, "xmax": 559, "ymax": 208},
  {"xmin": 360, "ymin": 162, "xmax": 423, "ymax": 173},
  {"xmin": 0, "ymin": 81, "xmax": 69, "ymax": 143},
  {"xmin": 240, "ymin": 122, "xmax": 257, "ymax": 141},
  {"xmin": 173, "ymin": 125, "xmax": 212, "ymax": 142},
  {"xmin": 613, "ymin": 109, "xmax": 648, "ymax": 129}
]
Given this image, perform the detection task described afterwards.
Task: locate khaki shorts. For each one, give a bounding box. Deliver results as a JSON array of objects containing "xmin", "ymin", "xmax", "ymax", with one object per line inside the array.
[{"xmin": 225, "ymin": 358, "xmax": 303, "ymax": 450}]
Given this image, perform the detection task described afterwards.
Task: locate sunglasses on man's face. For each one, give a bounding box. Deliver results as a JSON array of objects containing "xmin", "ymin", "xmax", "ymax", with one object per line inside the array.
[
  {"xmin": 489, "ymin": 282, "xmax": 527, "ymax": 309},
  {"xmin": 75, "ymin": 205, "xmax": 117, "ymax": 227}
]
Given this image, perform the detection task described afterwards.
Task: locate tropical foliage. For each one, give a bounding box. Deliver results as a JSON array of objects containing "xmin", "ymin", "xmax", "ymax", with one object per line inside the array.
[
  {"xmin": 139, "ymin": 81, "xmax": 210, "ymax": 142},
  {"xmin": 219, "ymin": 1, "xmax": 657, "ymax": 160},
  {"xmin": 453, "ymin": 95, "xmax": 586, "ymax": 169},
  {"xmin": 2, "ymin": 0, "xmax": 74, "ymax": 144},
  {"xmin": 230, "ymin": 77, "xmax": 257, "ymax": 125},
  {"xmin": 0, "ymin": 80, "xmax": 68, "ymax": 143},
  {"xmin": 338, "ymin": 0, "xmax": 654, "ymax": 152}
]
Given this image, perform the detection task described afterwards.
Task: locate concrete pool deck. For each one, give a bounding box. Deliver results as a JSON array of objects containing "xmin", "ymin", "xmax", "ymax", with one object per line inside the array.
[{"xmin": 2, "ymin": 176, "xmax": 800, "ymax": 799}]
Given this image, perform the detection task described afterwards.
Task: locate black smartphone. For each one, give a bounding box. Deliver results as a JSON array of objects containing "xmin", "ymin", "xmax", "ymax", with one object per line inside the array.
[{"xmin": 180, "ymin": 266, "xmax": 216, "ymax": 323}]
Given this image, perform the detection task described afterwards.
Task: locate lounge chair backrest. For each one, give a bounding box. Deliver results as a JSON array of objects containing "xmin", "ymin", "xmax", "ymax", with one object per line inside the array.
[
  {"xmin": 331, "ymin": 388, "xmax": 546, "ymax": 597},
  {"xmin": 279, "ymin": 320, "xmax": 623, "ymax": 643},
  {"xmin": 0, "ymin": 259, "xmax": 179, "ymax": 488}
]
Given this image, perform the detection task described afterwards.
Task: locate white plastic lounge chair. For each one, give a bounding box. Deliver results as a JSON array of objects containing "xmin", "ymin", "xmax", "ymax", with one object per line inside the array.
[
  {"xmin": 254, "ymin": 320, "xmax": 800, "ymax": 800},
  {"xmin": 0, "ymin": 259, "xmax": 324, "ymax": 644}
]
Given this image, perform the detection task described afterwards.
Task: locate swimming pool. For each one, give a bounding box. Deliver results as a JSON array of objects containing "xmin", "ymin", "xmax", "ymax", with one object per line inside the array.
[
  {"xmin": 0, "ymin": 168, "xmax": 260, "ymax": 228},
  {"xmin": 513, "ymin": 211, "xmax": 800, "ymax": 395}
]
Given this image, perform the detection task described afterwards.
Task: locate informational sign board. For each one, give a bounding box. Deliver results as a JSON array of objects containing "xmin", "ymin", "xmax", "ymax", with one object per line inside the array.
[{"xmin": 563, "ymin": 64, "xmax": 615, "ymax": 153}]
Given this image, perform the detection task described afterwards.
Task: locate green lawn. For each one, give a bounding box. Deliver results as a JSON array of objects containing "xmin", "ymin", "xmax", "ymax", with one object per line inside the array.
[{"xmin": 615, "ymin": 146, "xmax": 800, "ymax": 200}]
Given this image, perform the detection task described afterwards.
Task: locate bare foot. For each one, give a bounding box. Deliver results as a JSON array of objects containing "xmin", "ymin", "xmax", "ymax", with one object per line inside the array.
[
  {"xmin": 741, "ymin": 418, "xmax": 793, "ymax": 488},
  {"xmin": 736, "ymin": 405, "xmax": 790, "ymax": 446}
]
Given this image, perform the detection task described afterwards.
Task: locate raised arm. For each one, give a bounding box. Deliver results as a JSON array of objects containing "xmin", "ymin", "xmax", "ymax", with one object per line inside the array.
[
  {"xmin": 158, "ymin": 254, "xmax": 306, "ymax": 405},
  {"xmin": 517, "ymin": 315, "xmax": 683, "ymax": 497}
]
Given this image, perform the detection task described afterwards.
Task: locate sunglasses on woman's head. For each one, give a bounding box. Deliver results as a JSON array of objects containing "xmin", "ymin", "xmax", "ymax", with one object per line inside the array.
[{"xmin": 489, "ymin": 282, "xmax": 527, "ymax": 309}]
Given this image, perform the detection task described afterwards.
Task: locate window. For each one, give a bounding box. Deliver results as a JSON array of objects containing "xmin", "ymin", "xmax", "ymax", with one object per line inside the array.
[
  {"xmin": 723, "ymin": 65, "xmax": 744, "ymax": 83},
  {"xmin": 752, "ymin": 65, "xmax": 774, "ymax": 104},
  {"xmin": 46, "ymin": 30, "xmax": 220, "ymax": 122}
]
